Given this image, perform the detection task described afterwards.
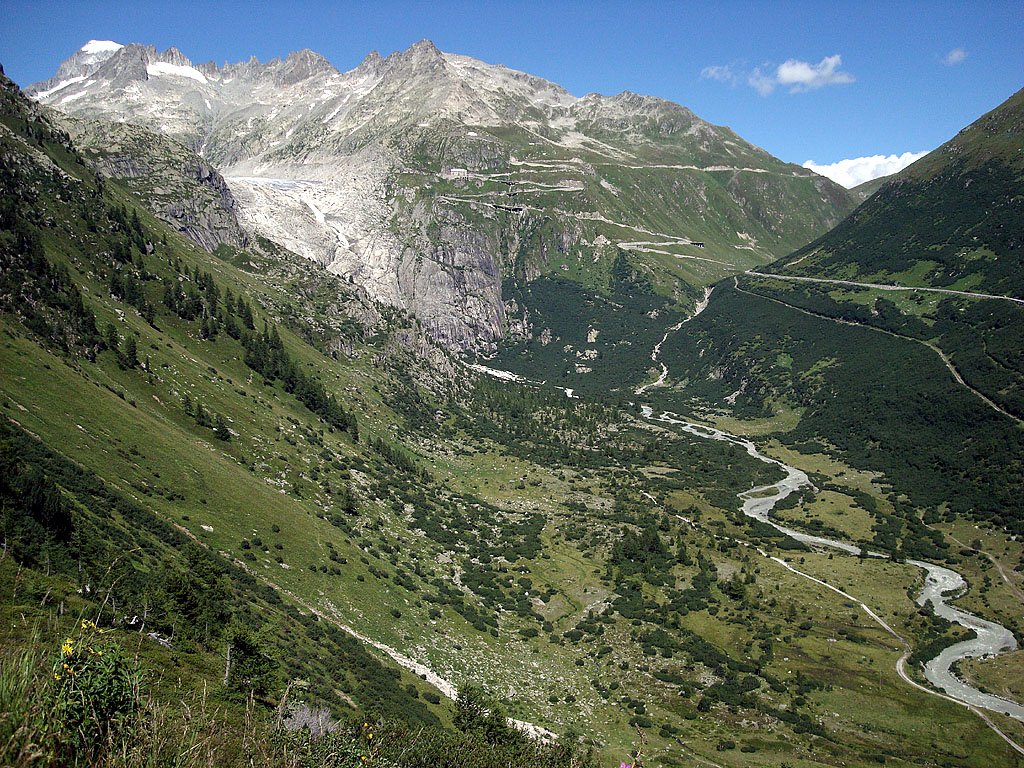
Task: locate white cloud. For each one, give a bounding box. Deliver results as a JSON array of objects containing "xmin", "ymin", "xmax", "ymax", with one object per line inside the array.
[
  {"xmin": 703, "ymin": 54, "xmax": 854, "ymax": 96},
  {"xmin": 776, "ymin": 55, "xmax": 855, "ymax": 92},
  {"xmin": 747, "ymin": 67, "xmax": 776, "ymax": 96},
  {"xmin": 944, "ymin": 47, "xmax": 967, "ymax": 66},
  {"xmin": 700, "ymin": 64, "xmax": 738, "ymax": 86},
  {"xmin": 802, "ymin": 151, "xmax": 930, "ymax": 188}
]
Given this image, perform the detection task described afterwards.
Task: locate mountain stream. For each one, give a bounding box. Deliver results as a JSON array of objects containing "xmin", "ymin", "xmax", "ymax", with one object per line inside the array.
[
  {"xmin": 640, "ymin": 406, "xmax": 1023, "ymax": 727},
  {"xmin": 626, "ymin": 285, "xmax": 1024, "ymax": 754},
  {"xmin": 466, "ymin": 287, "xmax": 1024, "ymax": 747}
]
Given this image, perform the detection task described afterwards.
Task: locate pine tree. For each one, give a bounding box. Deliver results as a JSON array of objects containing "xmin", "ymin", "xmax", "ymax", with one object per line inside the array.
[
  {"xmin": 214, "ymin": 413, "xmax": 231, "ymax": 441},
  {"xmin": 120, "ymin": 335, "xmax": 138, "ymax": 369},
  {"xmin": 108, "ymin": 270, "xmax": 124, "ymax": 298},
  {"xmin": 224, "ymin": 314, "xmax": 240, "ymax": 339},
  {"xmin": 195, "ymin": 401, "xmax": 211, "ymax": 428},
  {"xmin": 104, "ymin": 323, "xmax": 119, "ymax": 351},
  {"xmin": 241, "ymin": 300, "xmax": 254, "ymax": 330}
]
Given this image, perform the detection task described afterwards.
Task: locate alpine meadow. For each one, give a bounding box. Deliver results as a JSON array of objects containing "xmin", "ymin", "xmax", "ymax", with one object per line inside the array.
[{"xmin": 1, "ymin": 20, "xmax": 1023, "ymax": 768}]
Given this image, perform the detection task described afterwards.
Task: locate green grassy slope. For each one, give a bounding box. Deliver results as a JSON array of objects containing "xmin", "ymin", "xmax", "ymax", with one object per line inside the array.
[
  {"xmin": 3, "ymin": 69, "xmax": 1023, "ymax": 768},
  {"xmin": 651, "ymin": 86, "xmax": 1024, "ymax": 539},
  {"xmin": 659, "ymin": 281, "xmax": 1024, "ymax": 534},
  {"xmin": 850, "ymin": 175, "xmax": 890, "ymax": 201},
  {"xmin": 391, "ymin": 119, "xmax": 856, "ymax": 306},
  {"xmin": 777, "ymin": 87, "xmax": 1024, "ymax": 296}
]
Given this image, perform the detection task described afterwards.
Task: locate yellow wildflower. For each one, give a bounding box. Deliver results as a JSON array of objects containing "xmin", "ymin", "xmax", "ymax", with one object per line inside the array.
[{"xmin": 61, "ymin": 638, "xmax": 74, "ymax": 656}]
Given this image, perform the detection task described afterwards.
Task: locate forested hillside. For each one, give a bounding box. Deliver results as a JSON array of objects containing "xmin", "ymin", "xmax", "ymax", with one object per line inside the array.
[
  {"xmin": 779, "ymin": 87, "xmax": 1024, "ymax": 296},
  {"xmin": 3, "ymin": 56, "xmax": 1024, "ymax": 768}
]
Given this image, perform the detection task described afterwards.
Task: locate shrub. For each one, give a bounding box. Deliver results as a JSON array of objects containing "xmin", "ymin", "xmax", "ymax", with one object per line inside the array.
[
  {"xmin": 48, "ymin": 620, "xmax": 140, "ymax": 761},
  {"xmin": 4, "ymin": 620, "xmax": 144, "ymax": 766}
]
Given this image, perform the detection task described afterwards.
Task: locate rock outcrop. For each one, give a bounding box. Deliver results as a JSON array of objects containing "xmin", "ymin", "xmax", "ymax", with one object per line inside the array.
[
  {"xmin": 63, "ymin": 118, "xmax": 250, "ymax": 252},
  {"xmin": 30, "ymin": 39, "xmax": 857, "ymax": 352}
]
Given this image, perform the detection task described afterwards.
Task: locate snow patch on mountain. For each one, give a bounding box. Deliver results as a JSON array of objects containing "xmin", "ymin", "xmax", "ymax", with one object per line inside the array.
[
  {"xmin": 34, "ymin": 75, "xmax": 86, "ymax": 99},
  {"xmin": 146, "ymin": 61, "xmax": 208, "ymax": 84},
  {"xmin": 29, "ymin": 38, "xmax": 854, "ymax": 351},
  {"xmin": 59, "ymin": 90, "xmax": 90, "ymax": 105},
  {"xmin": 81, "ymin": 40, "xmax": 123, "ymax": 55}
]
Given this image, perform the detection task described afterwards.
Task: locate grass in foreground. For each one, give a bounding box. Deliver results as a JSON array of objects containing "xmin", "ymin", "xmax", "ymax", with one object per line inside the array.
[{"xmin": 0, "ymin": 622, "xmax": 596, "ymax": 768}]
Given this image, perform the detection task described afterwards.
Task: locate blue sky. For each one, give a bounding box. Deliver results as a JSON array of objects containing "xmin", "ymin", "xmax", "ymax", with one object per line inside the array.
[{"xmin": 2, "ymin": 0, "xmax": 1022, "ymax": 183}]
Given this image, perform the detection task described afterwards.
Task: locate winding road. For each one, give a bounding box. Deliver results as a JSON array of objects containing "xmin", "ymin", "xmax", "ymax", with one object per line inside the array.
[
  {"xmin": 458, "ymin": 284, "xmax": 1024, "ymax": 748},
  {"xmin": 731, "ymin": 278, "xmax": 1024, "ymax": 426},
  {"xmin": 642, "ymin": 405, "xmax": 1024, "ymax": 751},
  {"xmin": 911, "ymin": 561, "xmax": 1024, "ymax": 719},
  {"xmin": 747, "ymin": 271, "xmax": 1024, "ymax": 306}
]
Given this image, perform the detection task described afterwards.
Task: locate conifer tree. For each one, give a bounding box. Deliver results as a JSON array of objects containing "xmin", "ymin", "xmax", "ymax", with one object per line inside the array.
[
  {"xmin": 214, "ymin": 413, "xmax": 231, "ymax": 441},
  {"xmin": 120, "ymin": 335, "xmax": 138, "ymax": 369}
]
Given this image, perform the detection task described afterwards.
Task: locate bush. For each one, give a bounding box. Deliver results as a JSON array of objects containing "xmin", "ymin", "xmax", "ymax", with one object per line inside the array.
[
  {"xmin": 48, "ymin": 620, "xmax": 141, "ymax": 762},
  {"xmin": 0, "ymin": 621, "xmax": 143, "ymax": 767}
]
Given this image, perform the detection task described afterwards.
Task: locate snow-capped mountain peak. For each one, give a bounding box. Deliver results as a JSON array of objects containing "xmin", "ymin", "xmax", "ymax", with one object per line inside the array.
[
  {"xmin": 80, "ymin": 40, "xmax": 123, "ymax": 55},
  {"xmin": 45, "ymin": 39, "xmax": 124, "ymax": 84},
  {"xmin": 27, "ymin": 39, "xmax": 853, "ymax": 351}
]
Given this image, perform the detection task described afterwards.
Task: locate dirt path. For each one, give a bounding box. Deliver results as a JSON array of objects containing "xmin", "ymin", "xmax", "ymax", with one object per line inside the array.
[
  {"xmin": 943, "ymin": 532, "xmax": 1024, "ymax": 605},
  {"xmin": 733, "ymin": 279, "xmax": 1024, "ymax": 427},
  {"xmin": 642, "ymin": 407, "xmax": 1024, "ymax": 753},
  {"xmin": 748, "ymin": 271, "xmax": 1024, "ymax": 306},
  {"xmin": 166, "ymin": 521, "xmax": 558, "ymax": 741}
]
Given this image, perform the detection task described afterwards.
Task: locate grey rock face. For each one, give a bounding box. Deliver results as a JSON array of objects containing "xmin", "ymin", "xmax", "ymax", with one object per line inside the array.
[
  {"xmin": 65, "ymin": 117, "xmax": 250, "ymax": 252},
  {"xmin": 30, "ymin": 39, "xmax": 856, "ymax": 352},
  {"xmin": 163, "ymin": 160, "xmax": 250, "ymax": 252},
  {"xmin": 395, "ymin": 204, "xmax": 506, "ymax": 352}
]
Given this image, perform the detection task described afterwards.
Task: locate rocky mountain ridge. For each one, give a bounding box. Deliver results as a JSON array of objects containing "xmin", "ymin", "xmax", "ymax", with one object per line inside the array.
[
  {"xmin": 30, "ymin": 39, "xmax": 856, "ymax": 351},
  {"xmin": 63, "ymin": 116, "xmax": 251, "ymax": 252},
  {"xmin": 6, "ymin": 50, "xmax": 1024, "ymax": 768}
]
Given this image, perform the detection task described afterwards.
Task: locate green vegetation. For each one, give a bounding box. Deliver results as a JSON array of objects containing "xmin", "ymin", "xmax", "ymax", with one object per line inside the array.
[
  {"xmin": 906, "ymin": 603, "xmax": 977, "ymax": 671},
  {"xmin": 2, "ymin": 66, "xmax": 1023, "ymax": 768},
  {"xmin": 661, "ymin": 284, "xmax": 1024, "ymax": 536},
  {"xmin": 1, "ymin": 629, "xmax": 594, "ymax": 768},
  {"xmin": 780, "ymin": 87, "xmax": 1024, "ymax": 297},
  {"xmin": 740, "ymin": 276, "xmax": 1024, "ymax": 420},
  {"xmin": 390, "ymin": 106, "xmax": 856, "ymax": 308},
  {"xmin": 788, "ymin": 159, "xmax": 1024, "ymax": 293},
  {"xmin": 493, "ymin": 255, "xmax": 687, "ymax": 395}
]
